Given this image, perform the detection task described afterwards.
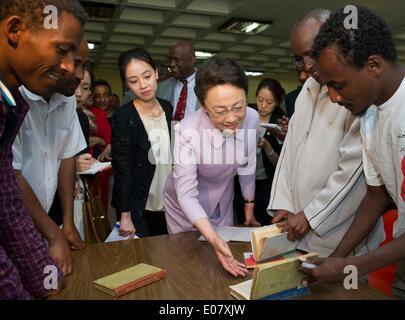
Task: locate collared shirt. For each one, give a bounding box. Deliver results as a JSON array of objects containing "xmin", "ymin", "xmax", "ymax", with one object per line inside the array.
[
  {"xmin": 361, "ymin": 76, "xmax": 405, "ymax": 238},
  {"xmin": 164, "ymin": 107, "xmax": 259, "ymax": 234},
  {"xmin": 0, "ymin": 79, "xmax": 62, "ymax": 299},
  {"xmin": 12, "ymin": 86, "xmax": 86, "ymax": 213},
  {"xmin": 268, "ymin": 77, "xmax": 385, "ymax": 257},
  {"xmin": 173, "ymin": 71, "xmax": 198, "ymax": 118}
]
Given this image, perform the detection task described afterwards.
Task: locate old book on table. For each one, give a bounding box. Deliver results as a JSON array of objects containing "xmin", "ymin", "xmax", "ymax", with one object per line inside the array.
[
  {"xmin": 229, "ymin": 252, "xmax": 318, "ymax": 300},
  {"xmin": 93, "ymin": 263, "xmax": 166, "ymax": 297},
  {"xmin": 250, "ymin": 224, "xmax": 297, "ymax": 263},
  {"xmin": 244, "ymin": 251, "xmax": 302, "ymax": 269}
]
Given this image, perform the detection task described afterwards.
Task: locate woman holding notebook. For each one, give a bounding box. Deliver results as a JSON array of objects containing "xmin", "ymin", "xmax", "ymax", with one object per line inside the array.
[{"xmin": 164, "ymin": 57, "xmax": 260, "ymax": 277}]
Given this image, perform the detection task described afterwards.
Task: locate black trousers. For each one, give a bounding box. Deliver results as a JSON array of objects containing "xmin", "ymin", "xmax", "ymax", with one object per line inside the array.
[
  {"xmin": 129, "ymin": 209, "xmax": 168, "ymax": 237},
  {"xmin": 234, "ymin": 178, "xmax": 272, "ymax": 226}
]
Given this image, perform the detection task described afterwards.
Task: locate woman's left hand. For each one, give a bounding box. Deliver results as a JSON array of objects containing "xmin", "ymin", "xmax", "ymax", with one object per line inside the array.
[
  {"xmin": 98, "ymin": 144, "xmax": 112, "ymax": 161},
  {"xmin": 244, "ymin": 203, "xmax": 261, "ymax": 227}
]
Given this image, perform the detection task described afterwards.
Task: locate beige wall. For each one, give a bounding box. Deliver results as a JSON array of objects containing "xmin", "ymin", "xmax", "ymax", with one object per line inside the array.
[{"xmin": 94, "ymin": 68, "xmax": 300, "ymax": 105}]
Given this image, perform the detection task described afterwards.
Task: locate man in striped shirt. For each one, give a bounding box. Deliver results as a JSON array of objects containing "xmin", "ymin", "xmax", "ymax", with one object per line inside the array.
[{"xmin": 0, "ymin": 0, "xmax": 86, "ymax": 299}]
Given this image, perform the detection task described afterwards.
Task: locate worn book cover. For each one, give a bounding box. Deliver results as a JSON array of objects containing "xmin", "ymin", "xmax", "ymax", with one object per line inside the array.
[
  {"xmin": 250, "ymin": 224, "xmax": 297, "ymax": 263},
  {"xmin": 93, "ymin": 263, "xmax": 167, "ymax": 297},
  {"xmin": 230, "ymin": 252, "xmax": 318, "ymax": 300}
]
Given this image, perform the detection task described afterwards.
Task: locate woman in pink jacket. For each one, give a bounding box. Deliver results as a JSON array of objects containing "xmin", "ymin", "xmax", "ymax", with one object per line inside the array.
[{"xmin": 164, "ymin": 57, "xmax": 260, "ymax": 277}]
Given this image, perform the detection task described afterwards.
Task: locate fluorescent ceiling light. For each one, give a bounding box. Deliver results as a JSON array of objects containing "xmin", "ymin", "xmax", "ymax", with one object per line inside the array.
[
  {"xmin": 242, "ymin": 22, "xmax": 260, "ymax": 33},
  {"xmin": 245, "ymin": 71, "xmax": 264, "ymax": 77},
  {"xmin": 195, "ymin": 51, "xmax": 215, "ymax": 59},
  {"xmin": 219, "ymin": 18, "xmax": 272, "ymax": 35},
  {"xmin": 88, "ymin": 43, "xmax": 95, "ymax": 50}
]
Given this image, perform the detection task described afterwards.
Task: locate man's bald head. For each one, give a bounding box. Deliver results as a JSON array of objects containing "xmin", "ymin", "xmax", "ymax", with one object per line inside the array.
[
  {"xmin": 290, "ymin": 9, "xmax": 331, "ymax": 83},
  {"xmin": 169, "ymin": 40, "xmax": 196, "ymax": 80}
]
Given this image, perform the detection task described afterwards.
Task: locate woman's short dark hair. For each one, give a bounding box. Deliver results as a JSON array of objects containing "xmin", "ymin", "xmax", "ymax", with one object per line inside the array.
[
  {"xmin": 256, "ymin": 78, "xmax": 286, "ymax": 106},
  {"xmin": 118, "ymin": 48, "xmax": 157, "ymax": 85},
  {"xmin": 194, "ymin": 57, "xmax": 248, "ymax": 105}
]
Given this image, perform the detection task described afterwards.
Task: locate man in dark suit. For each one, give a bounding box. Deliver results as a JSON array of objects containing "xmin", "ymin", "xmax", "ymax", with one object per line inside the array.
[{"xmin": 285, "ymin": 65, "xmax": 311, "ymax": 118}]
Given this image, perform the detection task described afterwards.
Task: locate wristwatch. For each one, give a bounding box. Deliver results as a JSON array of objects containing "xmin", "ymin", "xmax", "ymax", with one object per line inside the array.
[{"xmin": 244, "ymin": 199, "xmax": 255, "ymax": 204}]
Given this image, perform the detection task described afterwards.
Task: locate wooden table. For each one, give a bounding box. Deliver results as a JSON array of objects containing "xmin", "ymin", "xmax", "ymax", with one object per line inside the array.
[{"xmin": 50, "ymin": 232, "xmax": 389, "ymax": 300}]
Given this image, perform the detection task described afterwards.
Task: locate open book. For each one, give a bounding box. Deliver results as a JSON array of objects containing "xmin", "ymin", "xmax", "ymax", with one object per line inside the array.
[
  {"xmin": 93, "ymin": 263, "xmax": 166, "ymax": 297},
  {"xmin": 77, "ymin": 161, "xmax": 111, "ymax": 175},
  {"xmin": 250, "ymin": 224, "xmax": 297, "ymax": 263},
  {"xmin": 230, "ymin": 252, "xmax": 318, "ymax": 300}
]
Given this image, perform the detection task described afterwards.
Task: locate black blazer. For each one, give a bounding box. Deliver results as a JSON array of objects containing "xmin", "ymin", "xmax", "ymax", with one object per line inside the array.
[
  {"xmin": 285, "ymin": 86, "xmax": 302, "ymax": 118},
  {"xmin": 261, "ymin": 106, "xmax": 284, "ymax": 181},
  {"xmin": 76, "ymin": 109, "xmax": 90, "ymax": 155},
  {"xmin": 110, "ymin": 98, "xmax": 173, "ymax": 216}
]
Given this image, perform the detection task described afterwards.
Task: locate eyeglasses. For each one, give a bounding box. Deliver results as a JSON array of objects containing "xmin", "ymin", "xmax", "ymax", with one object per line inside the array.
[
  {"xmin": 292, "ymin": 55, "xmax": 315, "ymax": 69},
  {"xmin": 206, "ymin": 105, "xmax": 246, "ymax": 119}
]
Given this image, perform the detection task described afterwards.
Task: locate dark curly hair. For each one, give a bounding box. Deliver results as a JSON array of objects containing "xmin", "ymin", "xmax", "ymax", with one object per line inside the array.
[
  {"xmin": 312, "ymin": 6, "xmax": 397, "ymax": 69},
  {"xmin": 0, "ymin": 0, "xmax": 88, "ymax": 29}
]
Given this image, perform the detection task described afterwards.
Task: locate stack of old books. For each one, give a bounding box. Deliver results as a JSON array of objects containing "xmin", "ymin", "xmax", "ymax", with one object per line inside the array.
[{"xmin": 229, "ymin": 224, "xmax": 318, "ymax": 300}]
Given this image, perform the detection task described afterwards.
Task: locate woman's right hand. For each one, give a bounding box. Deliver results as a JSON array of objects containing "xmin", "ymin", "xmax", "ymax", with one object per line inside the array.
[
  {"xmin": 120, "ymin": 212, "xmax": 136, "ymax": 238},
  {"xmin": 76, "ymin": 153, "xmax": 97, "ymax": 172},
  {"xmin": 195, "ymin": 218, "xmax": 247, "ymax": 277},
  {"xmin": 212, "ymin": 237, "xmax": 248, "ymax": 277}
]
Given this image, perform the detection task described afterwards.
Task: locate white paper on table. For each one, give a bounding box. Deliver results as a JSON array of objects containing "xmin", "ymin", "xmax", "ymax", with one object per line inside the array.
[
  {"xmin": 77, "ymin": 162, "xmax": 111, "ymax": 175},
  {"xmin": 198, "ymin": 226, "xmax": 258, "ymax": 242},
  {"xmin": 105, "ymin": 223, "xmax": 139, "ymax": 242}
]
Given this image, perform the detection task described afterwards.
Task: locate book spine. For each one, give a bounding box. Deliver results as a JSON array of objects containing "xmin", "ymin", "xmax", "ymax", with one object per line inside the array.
[{"xmin": 115, "ymin": 271, "xmax": 167, "ymax": 297}]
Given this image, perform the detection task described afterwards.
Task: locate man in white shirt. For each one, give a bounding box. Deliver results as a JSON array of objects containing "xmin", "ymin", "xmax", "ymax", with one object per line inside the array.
[
  {"xmin": 12, "ymin": 39, "xmax": 88, "ymax": 275},
  {"xmin": 304, "ymin": 6, "xmax": 405, "ymax": 299},
  {"xmin": 267, "ymin": 9, "xmax": 385, "ymax": 257}
]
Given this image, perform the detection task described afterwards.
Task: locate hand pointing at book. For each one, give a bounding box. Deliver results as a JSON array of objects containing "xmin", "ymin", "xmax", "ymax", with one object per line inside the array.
[
  {"xmin": 212, "ymin": 237, "xmax": 248, "ymax": 277},
  {"xmin": 195, "ymin": 218, "xmax": 248, "ymax": 277}
]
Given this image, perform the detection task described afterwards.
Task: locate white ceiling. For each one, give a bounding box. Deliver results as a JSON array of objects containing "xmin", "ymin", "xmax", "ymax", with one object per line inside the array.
[{"xmin": 81, "ymin": 0, "xmax": 405, "ymax": 80}]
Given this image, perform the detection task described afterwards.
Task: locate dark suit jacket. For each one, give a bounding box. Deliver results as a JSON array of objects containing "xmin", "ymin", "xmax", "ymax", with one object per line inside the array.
[
  {"xmin": 285, "ymin": 86, "xmax": 302, "ymax": 118},
  {"xmin": 261, "ymin": 107, "xmax": 284, "ymax": 181},
  {"xmin": 76, "ymin": 109, "xmax": 90, "ymax": 155},
  {"xmin": 110, "ymin": 98, "xmax": 173, "ymax": 217}
]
